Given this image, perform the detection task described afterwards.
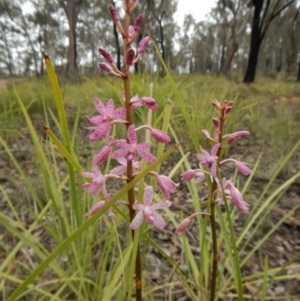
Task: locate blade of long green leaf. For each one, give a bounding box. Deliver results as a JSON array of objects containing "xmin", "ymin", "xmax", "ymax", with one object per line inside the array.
[{"xmin": 7, "ymin": 144, "xmax": 178, "ymax": 301}]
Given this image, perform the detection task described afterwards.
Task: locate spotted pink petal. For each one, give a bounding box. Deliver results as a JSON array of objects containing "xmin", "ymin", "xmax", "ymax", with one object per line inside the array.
[
  {"xmin": 211, "ymin": 143, "xmax": 220, "ymax": 156},
  {"xmin": 150, "ymin": 200, "xmax": 171, "ymax": 211},
  {"xmin": 83, "ymin": 182, "xmax": 100, "ymax": 197},
  {"xmin": 129, "ymin": 211, "xmax": 144, "ymax": 229},
  {"xmin": 94, "ymin": 97, "xmax": 105, "ymax": 114},
  {"xmin": 110, "ymin": 165, "xmax": 127, "ymax": 175},
  {"xmin": 211, "ymin": 160, "xmax": 217, "ymax": 178},
  {"xmin": 114, "ymin": 108, "xmax": 126, "ymax": 119},
  {"xmin": 106, "ymin": 99, "xmax": 115, "ymax": 115},
  {"xmin": 82, "ymin": 171, "xmax": 96, "ymax": 178},
  {"xmin": 132, "ymin": 202, "xmax": 144, "ymax": 211},
  {"xmin": 136, "ymin": 143, "xmax": 156, "ymax": 163},
  {"xmin": 93, "ymin": 146, "xmax": 110, "ymax": 164},
  {"xmin": 102, "ymin": 184, "xmax": 111, "ymax": 199},
  {"xmin": 152, "ymin": 211, "xmax": 167, "ymax": 230},
  {"xmin": 143, "ymin": 186, "xmax": 153, "ymax": 207},
  {"xmin": 85, "ymin": 201, "xmax": 106, "ymax": 217},
  {"xmin": 229, "ymin": 184, "xmax": 249, "ymax": 214},
  {"xmin": 88, "ymin": 115, "xmax": 103, "ymax": 125},
  {"xmin": 127, "ymin": 125, "xmax": 137, "ymax": 144},
  {"xmin": 194, "ymin": 171, "xmax": 205, "ymax": 184},
  {"xmin": 111, "ymin": 146, "xmax": 131, "ymax": 160}
]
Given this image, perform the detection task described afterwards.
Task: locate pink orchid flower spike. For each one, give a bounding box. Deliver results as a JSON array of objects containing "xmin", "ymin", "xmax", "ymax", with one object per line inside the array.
[
  {"xmin": 129, "ymin": 186, "xmax": 171, "ymax": 230},
  {"xmin": 196, "ymin": 143, "xmax": 220, "ymax": 178}
]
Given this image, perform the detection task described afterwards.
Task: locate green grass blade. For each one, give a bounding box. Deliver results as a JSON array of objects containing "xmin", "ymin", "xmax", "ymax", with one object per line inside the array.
[
  {"xmin": 43, "ymin": 124, "xmax": 82, "ymax": 172},
  {"xmin": 151, "ymin": 39, "xmax": 199, "ymax": 152},
  {"xmin": 7, "ymin": 144, "xmax": 178, "ymax": 301}
]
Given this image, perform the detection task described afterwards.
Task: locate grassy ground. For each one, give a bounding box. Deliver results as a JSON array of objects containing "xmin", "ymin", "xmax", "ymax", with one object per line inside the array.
[
  {"xmin": 1, "ymin": 74, "xmax": 299, "ymax": 177},
  {"xmin": 1, "ymin": 74, "xmax": 300, "ymax": 300}
]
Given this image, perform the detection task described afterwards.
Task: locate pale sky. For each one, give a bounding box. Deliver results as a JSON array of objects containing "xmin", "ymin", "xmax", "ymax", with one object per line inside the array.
[{"xmin": 175, "ymin": 0, "xmax": 217, "ymax": 24}]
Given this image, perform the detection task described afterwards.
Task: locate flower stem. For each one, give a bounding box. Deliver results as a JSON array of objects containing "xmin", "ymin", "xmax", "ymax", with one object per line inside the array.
[
  {"xmin": 209, "ymin": 105, "xmax": 225, "ymax": 301},
  {"xmin": 122, "ymin": 3, "xmax": 142, "ymax": 300}
]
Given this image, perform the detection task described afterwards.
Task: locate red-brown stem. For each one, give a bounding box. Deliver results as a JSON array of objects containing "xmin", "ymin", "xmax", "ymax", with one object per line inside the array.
[
  {"xmin": 209, "ymin": 105, "xmax": 226, "ymax": 301},
  {"xmin": 122, "ymin": 2, "xmax": 142, "ymax": 300}
]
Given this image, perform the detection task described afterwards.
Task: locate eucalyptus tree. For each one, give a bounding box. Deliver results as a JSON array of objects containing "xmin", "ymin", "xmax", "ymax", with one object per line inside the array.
[
  {"xmin": 56, "ymin": 0, "xmax": 84, "ymax": 81},
  {"xmin": 77, "ymin": 0, "xmax": 118, "ymax": 74},
  {"xmin": 0, "ymin": 0, "xmax": 40, "ymax": 76},
  {"xmin": 243, "ymin": 0, "xmax": 296, "ymax": 83},
  {"xmin": 132, "ymin": 0, "xmax": 178, "ymax": 74}
]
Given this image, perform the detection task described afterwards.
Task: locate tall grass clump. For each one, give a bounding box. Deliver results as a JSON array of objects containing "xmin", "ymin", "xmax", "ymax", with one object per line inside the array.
[{"xmin": 1, "ymin": 1, "xmax": 300, "ymax": 301}]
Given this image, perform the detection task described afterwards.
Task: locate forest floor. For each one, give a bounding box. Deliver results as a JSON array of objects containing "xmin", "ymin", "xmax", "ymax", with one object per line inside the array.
[{"xmin": 1, "ymin": 77, "xmax": 300, "ymax": 300}]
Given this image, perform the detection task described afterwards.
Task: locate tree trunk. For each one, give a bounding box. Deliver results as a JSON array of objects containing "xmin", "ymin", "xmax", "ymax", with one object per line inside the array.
[
  {"xmin": 113, "ymin": 23, "xmax": 121, "ymax": 71},
  {"xmin": 225, "ymin": 40, "xmax": 238, "ymax": 78},
  {"xmin": 297, "ymin": 55, "xmax": 300, "ymax": 82},
  {"xmin": 157, "ymin": 12, "xmax": 166, "ymax": 77},
  {"xmin": 243, "ymin": 0, "xmax": 264, "ymax": 83},
  {"xmin": 66, "ymin": 0, "xmax": 77, "ymax": 81}
]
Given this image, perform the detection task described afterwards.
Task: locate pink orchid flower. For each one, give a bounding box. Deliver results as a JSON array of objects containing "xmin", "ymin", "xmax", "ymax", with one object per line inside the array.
[
  {"xmin": 196, "ymin": 143, "xmax": 220, "ymax": 178},
  {"xmin": 112, "ymin": 125, "xmax": 156, "ymax": 163},
  {"xmin": 110, "ymin": 158, "xmax": 141, "ymax": 176},
  {"xmin": 218, "ymin": 178, "xmax": 249, "ymax": 214},
  {"xmin": 129, "ymin": 186, "xmax": 171, "ymax": 230},
  {"xmin": 82, "ymin": 164, "xmax": 119, "ymax": 199}
]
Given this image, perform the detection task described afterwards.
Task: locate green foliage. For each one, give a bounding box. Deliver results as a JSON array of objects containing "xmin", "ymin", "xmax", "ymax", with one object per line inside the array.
[{"xmin": 1, "ymin": 71, "xmax": 300, "ymax": 300}]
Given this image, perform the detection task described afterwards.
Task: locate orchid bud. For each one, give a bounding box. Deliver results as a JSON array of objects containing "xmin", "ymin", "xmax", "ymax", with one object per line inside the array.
[
  {"xmin": 176, "ymin": 218, "xmax": 191, "ymax": 235},
  {"xmin": 99, "ymin": 62, "xmax": 113, "ymax": 73},
  {"xmin": 128, "ymin": 26, "xmax": 135, "ymax": 39},
  {"xmin": 151, "ymin": 129, "xmax": 171, "ymax": 143},
  {"xmin": 234, "ymin": 131, "xmax": 250, "ymax": 138},
  {"xmin": 126, "ymin": 48, "xmax": 135, "ymax": 66},
  {"xmin": 212, "ymin": 118, "xmax": 220, "ymax": 128},
  {"xmin": 202, "ymin": 130, "xmax": 210, "ymax": 138},
  {"xmin": 138, "ymin": 36, "xmax": 150, "ymax": 54},
  {"xmin": 181, "ymin": 170, "xmax": 196, "ymax": 182},
  {"xmin": 224, "ymin": 106, "xmax": 232, "ymax": 115},
  {"xmin": 235, "ymin": 161, "xmax": 252, "ymax": 176},
  {"xmin": 134, "ymin": 14, "xmax": 144, "ymax": 32},
  {"xmin": 212, "ymin": 99, "xmax": 221, "ymax": 109},
  {"xmin": 108, "ymin": 4, "xmax": 120, "ymax": 24},
  {"xmin": 99, "ymin": 47, "xmax": 114, "ymax": 64}
]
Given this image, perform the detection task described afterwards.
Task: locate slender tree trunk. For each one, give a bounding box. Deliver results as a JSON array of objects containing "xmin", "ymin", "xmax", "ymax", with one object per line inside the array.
[
  {"xmin": 111, "ymin": 1, "xmax": 121, "ymax": 71},
  {"xmin": 219, "ymin": 36, "xmax": 226, "ymax": 75},
  {"xmin": 243, "ymin": 0, "xmax": 264, "ymax": 83},
  {"xmin": 157, "ymin": 11, "xmax": 166, "ymax": 77},
  {"xmin": 297, "ymin": 55, "xmax": 300, "ymax": 82},
  {"xmin": 113, "ymin": 23, "xmax": 121, "ymax": 71},
  {"xmin": 225, "ymin": 21, "xmax": 238, "ymax": 78},
  {"xmin": 66, "ymin": 0, "xmax": 77, "ymax": 81},
  {"xmin": 225, "ymin": 40, "xmax": 238, "ymax": 78}
]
